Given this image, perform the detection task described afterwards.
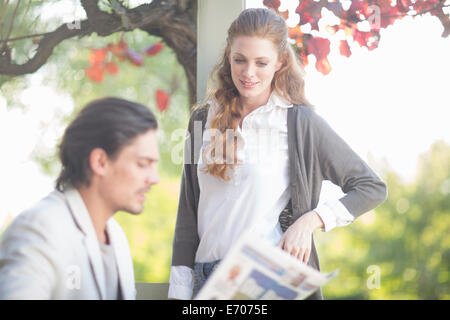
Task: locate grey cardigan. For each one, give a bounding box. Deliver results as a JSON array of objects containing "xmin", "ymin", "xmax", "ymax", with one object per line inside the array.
[{"xmin": 171, "ymin": 104, "xmax": 388, "ymax": 299}]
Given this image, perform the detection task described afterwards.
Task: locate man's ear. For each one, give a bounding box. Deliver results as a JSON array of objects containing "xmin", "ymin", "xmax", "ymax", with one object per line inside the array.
[{"xmin": 89, "ymin": 148, "xmax": 109, "ymax": 177}]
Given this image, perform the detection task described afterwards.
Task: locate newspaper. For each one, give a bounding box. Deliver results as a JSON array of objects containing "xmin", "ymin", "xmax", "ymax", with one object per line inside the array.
[{"xmin": 195, "ymin": 231, "xmax": 338, "ymax": 300}]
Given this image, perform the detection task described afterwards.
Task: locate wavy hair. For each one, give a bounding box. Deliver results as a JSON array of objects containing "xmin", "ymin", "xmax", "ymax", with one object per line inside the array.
[{"xmin": 201, "ymin": 8, "xmax": 311, "ymax": 180}]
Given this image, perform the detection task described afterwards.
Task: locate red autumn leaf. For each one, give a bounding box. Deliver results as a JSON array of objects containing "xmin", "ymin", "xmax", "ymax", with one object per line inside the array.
[
  {"xmin": 325, "ymin": 1, "xmax": 344, "ymax": 17},
  {"xmin": 145, "ymin": 42, "xmax": 164, "ymax": 56},
  {"xmin": 263, "ymin": 0, "xmax": 280, "ymax": 11},
  {"xmin": 104, "ymin": 62, "xmax": 119, "ymax": 75},
  {"xmin": 88, "ymin": 49, "xmax": 107, "ymax": 65},
  {"xmin": 118, "ymin": 40, "xmax": 128, "ymax": 50},
  {"xmin": 315, "ymin": 58, "xmax": 331, "ymax": 76},
  {"xmin": 156, "ymin": 90, "xmax": 170, "ymax": 112},
  {"xmin": 289, "ymin": 25, "xmax": 306, "ymax": 49},
  {"xmin": 367, "ymin": 33, "xmax": 380, "ymax": 50},
  {"xmin": 266, "ymin": 0, "xmax": 447, "ymax": 76},
  {"xmin": 397, "ymin": 0, "xmax": 412, "ymax": 13},
  {"xmin": 339, "ymin": 40, "xmax": 352, "ymax": 58},
  {"xmin": 413, "ymin": 0, "xmax": 441, "ymax": 14},
  {"xmin": 353, "ymin": 30, "xmax": 371, "ymax": 47},
  {"xmin": 125, "ymin": 49, "xmax": 144, "ymax": 66},
  {"xmin": 376, "ymin": 0, "xmax": 400, "ymax": 28},
  {"xmin": 325, "ymin": 25, "xmax": 340, "ymax": 35},
  {"xmin": 289, "ymin": 25, "xmax": 303, "ymax": 39},
  {"xmin": 109, "ymin": 41, "xmax": 127, "ymax": 56},
  {"xmin": 295, "ymin": 1, "xmax": 322, "ymax": 31},
  {"xmin": 85, "ymin": 65, "xmax": 104, "ymax": 82},
  {"xmin": 306, "ymin": 37, "xmax": 330, "ymax": 61},
  {"xmin": 305, "ymin": 37, "xmax": 332, "ymax": 74},
  {"xmin": 347, "ymin": 0, "xmax": 369, "ymax": 18},
  {"xmin": 299, "ymin": 51, "xmax": 309, "ymax": 66},
  {"xmin": 108, "ymin": 40, "xmax": 128, "ymax": 63}
]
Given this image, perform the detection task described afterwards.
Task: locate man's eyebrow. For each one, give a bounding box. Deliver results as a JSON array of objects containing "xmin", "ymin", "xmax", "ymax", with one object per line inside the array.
[{"xmin": 138, "ymin": 156, "xmax": 159, "ymax": 162}]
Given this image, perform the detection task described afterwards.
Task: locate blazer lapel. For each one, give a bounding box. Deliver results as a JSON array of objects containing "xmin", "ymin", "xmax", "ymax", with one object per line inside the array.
[
  {"xmin": 64, "ymin": 187, "xmax": 106, "ymax": 300},
  {"xmin": 106, "ymin": 219, "xmax": 136, "ymax": 300}
]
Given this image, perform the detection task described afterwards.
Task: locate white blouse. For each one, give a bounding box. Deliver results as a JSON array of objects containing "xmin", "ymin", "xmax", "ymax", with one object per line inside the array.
[{"xmin": 168, "ymin": 93, "xmax": 354, "ymax": 299}]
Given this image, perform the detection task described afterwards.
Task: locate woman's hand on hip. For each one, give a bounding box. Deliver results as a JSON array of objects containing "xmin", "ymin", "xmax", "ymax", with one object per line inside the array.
[{"xmin": 277, "ymin": 210, "xmax": 324, "ymax": 264}]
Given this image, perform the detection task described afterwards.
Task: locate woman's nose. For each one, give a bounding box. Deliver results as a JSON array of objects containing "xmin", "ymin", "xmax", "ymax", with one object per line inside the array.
[{"xmin": 243, "ymin": 63, "xmax": 256, "ymax": 77}]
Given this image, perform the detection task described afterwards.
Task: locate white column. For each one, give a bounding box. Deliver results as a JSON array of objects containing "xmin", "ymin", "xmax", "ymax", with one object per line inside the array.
[{"xmin": 196, "ymin": 0, "xmax": 246, "ymax": 101}]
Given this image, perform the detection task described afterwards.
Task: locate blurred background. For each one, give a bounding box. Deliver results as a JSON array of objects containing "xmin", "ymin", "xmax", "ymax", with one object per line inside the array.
[{"xmin": 0, "ymin": 0, "xmax": 449, "ymax": 299}]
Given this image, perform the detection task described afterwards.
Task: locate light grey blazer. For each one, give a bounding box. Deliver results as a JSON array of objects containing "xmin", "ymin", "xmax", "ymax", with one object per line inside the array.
[{"xmin": 0, "ymin": 187, "xmax": 136, "ymax": 299}]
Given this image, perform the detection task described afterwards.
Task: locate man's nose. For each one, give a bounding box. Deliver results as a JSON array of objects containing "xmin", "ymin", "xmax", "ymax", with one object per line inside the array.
[{"xmin": 145, "ymin": 168, "xmax": 160, "ymax": 186}]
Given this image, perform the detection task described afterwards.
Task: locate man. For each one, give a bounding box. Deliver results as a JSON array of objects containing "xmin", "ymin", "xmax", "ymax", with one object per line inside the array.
[{"xmin": 0, "ymin": 97, "xmax": 160, "ymax": 299}]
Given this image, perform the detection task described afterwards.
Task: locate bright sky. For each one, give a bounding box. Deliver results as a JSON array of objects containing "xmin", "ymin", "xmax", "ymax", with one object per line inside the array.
[
  {"xmin": 1, "ymin": 0, "xmax": 449, "ymax": 229},
  {"xmin": 0, "ymin": 73, "xmax": 74, "ymax": 228},
  {"xmin": 246, "ymin": 0, "xmax": 450, "ymax": 200}
]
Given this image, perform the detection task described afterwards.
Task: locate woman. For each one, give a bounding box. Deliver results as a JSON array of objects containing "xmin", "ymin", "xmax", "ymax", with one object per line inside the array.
[{"xmin": 169, "ymin": 8, "xmax": 387, "ymax": 300}]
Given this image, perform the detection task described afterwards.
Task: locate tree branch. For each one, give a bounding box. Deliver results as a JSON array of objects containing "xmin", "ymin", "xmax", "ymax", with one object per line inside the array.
[
  {"xmin": 382, "ymin": 4, "xmax": 450, "ymax": 19},
  {"xmin": 176, "ymin": 0, "xmax": 191, "ymax": 11},
  {"xmin": 0, "ymin": 31, "xmax": 53, "ymax": 43},
  {"xmin": 0, "ymin": 0, "xmax": 197, "ymax": 103},
  {"xmin": 336, "ymin": 3, "xmax": 450, "ymax": 36},
  {"xmin": 2, "ymin": 0, "xmax": 20, "ymax": 49},
  {"xmin": 434, "ymin": 6, "xmax": 450, "ymax": 37},
  {"xmin": 0, "ymin": 0, "xmax": 187, "ymax": 73},
  {"xmin": 80, "ymin": 0, "xmax": 104, "ymax": 19},
  {"xmin": 0, "ymin": 21, "xmax": 84, "ymax": 74}
]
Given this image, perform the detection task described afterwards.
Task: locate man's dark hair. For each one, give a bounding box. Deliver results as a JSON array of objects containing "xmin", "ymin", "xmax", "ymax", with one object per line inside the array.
[{"xmin": 56, "ymin": 97, "xmax": 158, "ymax": 191}]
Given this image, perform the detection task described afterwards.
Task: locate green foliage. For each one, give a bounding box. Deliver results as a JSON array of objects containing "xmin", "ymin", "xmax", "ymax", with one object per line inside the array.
[
  {"xmin": 0, "ymin": 0, "xmax": 48, "ymax": 96},
  {"xmin": 113, "ymin": 139, "xmax": 450, "ymax": 300},
  {"xmin": 317, "ymin": 140, "xmax": 450, "ymax": 299},
  {"xmin": 2, "ymin": 2, "xmax": 191, "ymax": 177},
  {"xmin": 0, "ymin": 75, "xmax": 28, "ymax": 109},
  {"xmin": 34, "ymin": 29, "xmax": 190, "ymax": 178}
]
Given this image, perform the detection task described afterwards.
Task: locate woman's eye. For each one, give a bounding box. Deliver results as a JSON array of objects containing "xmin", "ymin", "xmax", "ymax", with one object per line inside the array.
[{"xmin": 233, "ymin": 59, "xmax": 266, "ymax": 66}]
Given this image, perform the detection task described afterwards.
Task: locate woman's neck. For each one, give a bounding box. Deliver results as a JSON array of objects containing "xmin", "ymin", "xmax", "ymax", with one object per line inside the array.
[{"xmin": 239, "ymin": 90, "xmax": 272, "ymax": 115}]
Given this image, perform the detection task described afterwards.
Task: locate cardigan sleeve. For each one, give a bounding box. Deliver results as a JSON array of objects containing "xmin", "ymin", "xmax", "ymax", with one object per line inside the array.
[
  {"xmin": 171, "ymin": 162, "xmax": 200, "ymax": 268},
  {"xmin": 171, "ymin": 108, "xmax": 207, "ymax": 268},
  {"xmin": 311, "ymin": 111, "xmax": 388, "ymax": 218}
]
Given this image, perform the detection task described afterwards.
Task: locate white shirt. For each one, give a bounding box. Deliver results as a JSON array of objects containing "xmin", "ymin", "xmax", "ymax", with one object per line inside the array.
[
  {"xmin": 99, "ymin": 237, "xmax": 121, "ymax": 300},
  {"xmin": 168, "ymin": 93, "xmax": 354, "ymax": 299}
]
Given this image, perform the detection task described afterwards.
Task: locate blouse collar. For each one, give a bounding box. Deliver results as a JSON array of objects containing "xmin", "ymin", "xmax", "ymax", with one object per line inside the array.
[{"xmin": 207, "ymin": 91, "xmax": 293, "ymax": 119}]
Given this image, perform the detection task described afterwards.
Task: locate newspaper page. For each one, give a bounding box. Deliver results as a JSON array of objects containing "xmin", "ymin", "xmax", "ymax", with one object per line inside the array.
[{"xmin": 195, "ymin": 231, "xmax": 338, "ymax": 300}]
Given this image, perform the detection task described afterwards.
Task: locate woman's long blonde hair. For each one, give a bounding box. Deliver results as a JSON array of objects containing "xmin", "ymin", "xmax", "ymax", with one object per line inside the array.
[{"xmin": 201, "ymin": 8, "xmax": 311, "ymax": 180}]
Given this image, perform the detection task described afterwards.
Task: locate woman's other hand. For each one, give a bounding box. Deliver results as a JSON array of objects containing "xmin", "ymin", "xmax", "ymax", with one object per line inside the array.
[{"xmin": 277, "ymin": 211, "xmax": 324, "ymax": 264}]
